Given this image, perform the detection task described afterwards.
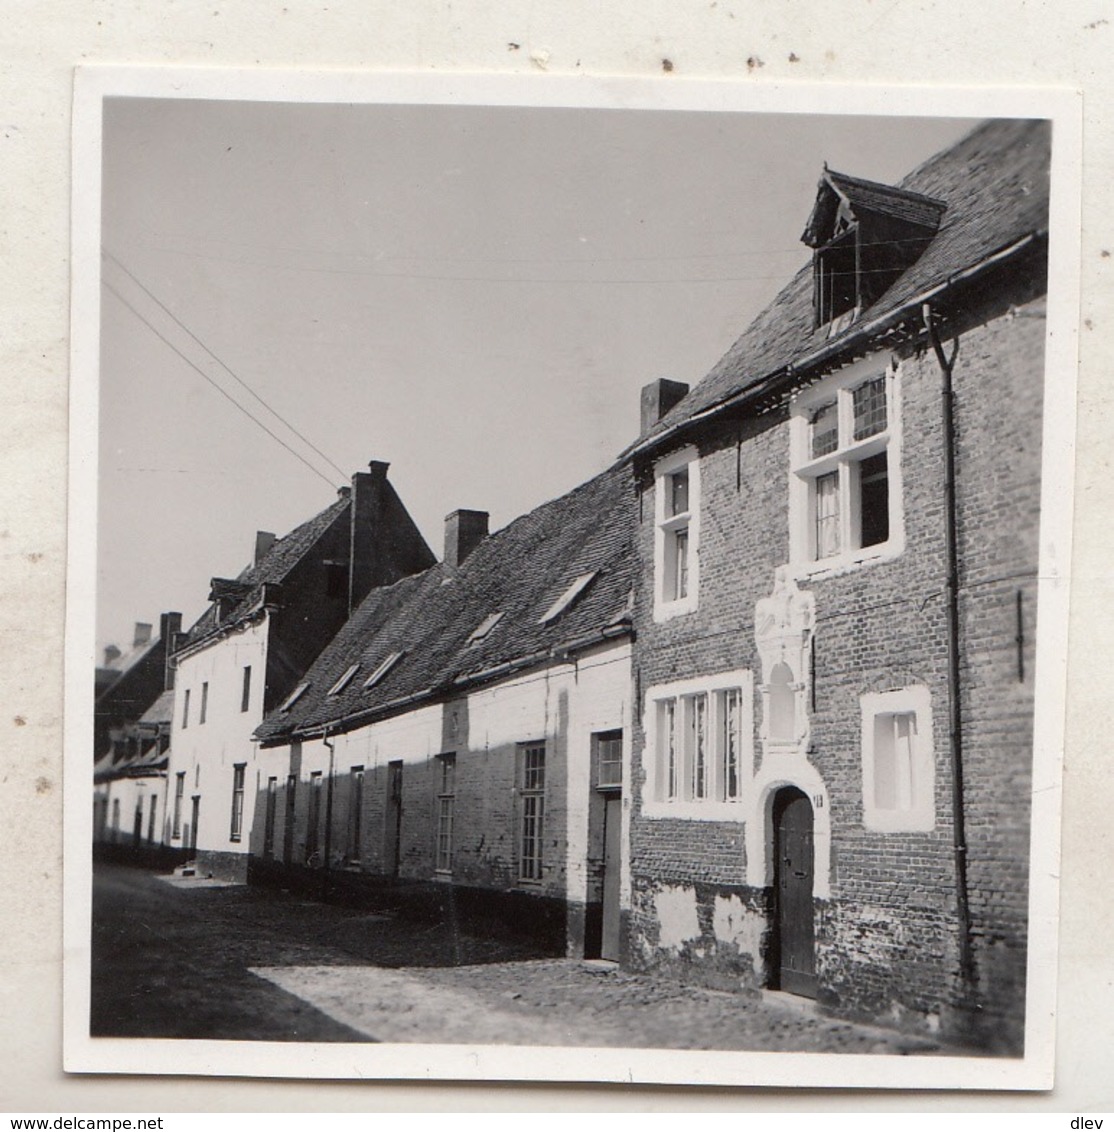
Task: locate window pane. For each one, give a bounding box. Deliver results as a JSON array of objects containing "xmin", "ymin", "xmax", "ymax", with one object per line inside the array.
[
  {"xmin": 523, "ymin": 746, "xmax": 545, "ymax": 791},
  {"xmin": 810, "ymin": 402, "xmax": 839, "ymax": 457},
  {"xmin": 719, "ymin": 689, "xmax": 741, "ymax": 801},
  {"xmin": 659, "ymin": 699, "xmax": 678, "ymax": 800},
  {"xmin": 521, "ymin": 795, "xmax": 544, "ymax": 880},
  {"xmin": 853, "ymin": 377, "xmax": 888, "ymax": 441},
  {"xmin": 873, "ymin": 712, "xmax": 915, "ymax": 811},
  {"xmin": 688, "ymin": 694, "xmax": 708, "ymax": 799},
  {"xmin": 597, "ymin": 732, "xmax": 623, "ymax": 788},
  {"xmin": 669, "ymin": 469, "xmax": 689, "ymax": 517},
  {"xmin": 674, "ymin": 528, "xmax": 689, "ymax": 599},
  {"xmin": 815, "ymin": 472, "xmax": 841, "ymax": 559},
  {"xmin": 859, "ymin": 451, "xmax": 889, "ymax": 548}
]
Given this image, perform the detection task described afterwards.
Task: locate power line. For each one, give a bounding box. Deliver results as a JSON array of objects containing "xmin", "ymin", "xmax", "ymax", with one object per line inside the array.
[
  {"xmin": 102, "ymin": 248, "xmax": 349, "ymax": 481},
  {"xmin": 102, "ymin": 278, "xmax": 341, "ymax": 493}
]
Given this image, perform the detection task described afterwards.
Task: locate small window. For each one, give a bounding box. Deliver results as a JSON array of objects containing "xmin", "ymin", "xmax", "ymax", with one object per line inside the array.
[
  {"xmin": 263, "ymin": 777, "xmax": 278, "ymax": 857},
  {"xmin": 306, "ymin": 771, "xmax": 323, "ymax": 862},
  {"xmin": 241, "ymin": 666, "xmax": 252, "ymax": 713},
  {"xmin": 595, "ymin": 730, "xmax": 623, "ymax": 789},
  {"xmin": 654, "ymin": 448, "xmax": 700, "ymax": 621},
  {"xmin": 435, "ymin": 754, "xmax": 455, "ymax": 873},
  {"xmin": 172, "ymin": 772, "xmax": 185, "ymax": 838},
  {"xmin": 519, "ymin": 744, "xmax": 546, "ymax": 882},
  {"xmin": 328, "ymin": 664, "xmax": 359, "ymax": 696},
  {"xmin": 539, "ymin": 571, "xmax": 598, "ymax": 624},
  {"xmin": 229, "ymin": 763, "xmax": 246, "ymax": 842},
  {"xmin": 349, "ymin": 766, "xmax": 365, "ymax": 862},
  {"xmin": 199, "ymin": 682, "xmax": 209, "ymax": 725},
  {"xmin": 279, "ymin": 682, "xmax": 309, "ymax": 712},
  {"xmin": 861, "ymin": 686, "xmax": 934, "ymax": 833},
  {"xmin": 466, "ymin": 612, "xmax": 504, "ymax": 646},
  {"xmin": 363, "ymin": 650, "xmax": 404, "ymax": 689},
  {"xmin": 182, "ymin": 688, "xmax": 191, "ymax": 729}
]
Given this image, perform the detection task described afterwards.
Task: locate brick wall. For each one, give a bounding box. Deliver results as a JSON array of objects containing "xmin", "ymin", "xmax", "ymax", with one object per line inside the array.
[{"xmin": 628, "ymin": 285, "xmax": 1045, "ymax": 1051}]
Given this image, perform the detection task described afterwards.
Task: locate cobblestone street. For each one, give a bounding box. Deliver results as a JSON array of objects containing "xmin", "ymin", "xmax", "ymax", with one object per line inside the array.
[{"xmin": 92, "ymin": 862, "xmax": 958, "ymax": 1054}]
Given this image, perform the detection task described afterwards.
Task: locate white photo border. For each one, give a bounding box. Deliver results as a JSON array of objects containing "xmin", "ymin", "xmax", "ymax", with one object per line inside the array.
[{"xmin": 66, "ymin": 65, "xmax": 1083, "ymax": 1089}]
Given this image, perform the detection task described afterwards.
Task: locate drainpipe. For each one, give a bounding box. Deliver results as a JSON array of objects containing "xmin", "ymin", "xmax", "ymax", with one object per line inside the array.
[
  {"xmin": 922, "ymin": 303, "xmax": 976, "ymax": 1006},
  {"xmin": 322, "ymin": 730, "xmax": 336, "ymax": 904}
]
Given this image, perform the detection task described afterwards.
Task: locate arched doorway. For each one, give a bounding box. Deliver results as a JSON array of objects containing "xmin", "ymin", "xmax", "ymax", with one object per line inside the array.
[{"xmin": 772, "ymin": 786, "xmax": 817, "ymax": 998}]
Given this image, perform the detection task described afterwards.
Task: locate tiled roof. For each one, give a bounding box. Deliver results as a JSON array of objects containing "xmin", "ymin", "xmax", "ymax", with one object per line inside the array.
[
  {"xmin": 181, "ymin": 496, "xmax": 349, "ymax": 648},
  {"xmin": 635, "ymin": 118, "xmax": 1051, "ymax": 450},
  {"xmin": 821, "ymin": 169, "xmax": 947, "ymax": 236},
  {"xmin": 138, "ymin": 688, "xmax": 175, "ymax": 727},
  {"xmin": 256, "ymin": 462, "xmax": 633, "ymax": 744}
]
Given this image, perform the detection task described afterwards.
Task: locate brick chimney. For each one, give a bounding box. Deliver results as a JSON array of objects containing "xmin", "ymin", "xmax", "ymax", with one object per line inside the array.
[
  {"xmin": 133, "ymin": 622, "xmax": 152, "ymax": 649},
  {"xmin": 348, "ymin": 460, "xmax": 391, "ymax": 613},
  {"xmin": 103, "ymin": 644, "xmax": 121, "ymax": 667},
  {"xmin": 640, "ymin": 378, "xmax": 690, "ymax": 434},
  {"xmin": 159, "ymin": 611, "xmax": 182, "ymax": 691},
  {"xmin": 254, "ymin": 530, "xmax": 277, "ymax": 565},
  {"xmin": 444, "ymin": 509, "xmax": 489, "ymax": 568}
]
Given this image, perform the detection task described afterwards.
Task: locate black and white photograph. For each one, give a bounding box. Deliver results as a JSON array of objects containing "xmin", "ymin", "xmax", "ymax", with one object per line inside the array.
[{"xmin": 65, "ymin": 70, "xmax": 1079, "ymax": 1089}]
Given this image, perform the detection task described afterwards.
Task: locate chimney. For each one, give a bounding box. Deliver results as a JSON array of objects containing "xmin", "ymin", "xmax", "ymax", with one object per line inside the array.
[
  {"xmin": 444, "ymin": 509, "xmax": 489, "ymax": 568},
  {"xmin": 103, "ymin": 644, "xmax": 121, "ymax": 667},
  {"xmin": 640, "ymin": 378, "xmax": 690, "ymax": 434},
  {"xmin": 254, "ymin": 530, "xmax": 277, "ymax": 565},
  {"xmin": 159, "ymin": 612, "xmax": 182, "ymax": 691},
  {"xmin": 348, "ymin": 460, "xmax": 391, "ymax": 614},
  {"xmin": 133, "ymin": 622, "xmax": 152, "ymax": 649}
]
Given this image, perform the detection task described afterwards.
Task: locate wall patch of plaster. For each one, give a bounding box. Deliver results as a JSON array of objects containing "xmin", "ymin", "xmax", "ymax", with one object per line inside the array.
[{"xmin": 653, "ymin": 884, "xmax": 701, "ymax": 951}]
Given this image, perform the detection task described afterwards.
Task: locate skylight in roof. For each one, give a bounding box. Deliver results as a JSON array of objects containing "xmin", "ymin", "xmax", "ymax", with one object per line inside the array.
[
  {"xmin": 327, "ymin": 664, "xmax": 359, "ymax": 696},
  {"xmin": 279, "ymin": 682, "xmax": 310, "ymax": 712},
  {"xmin": 538, "ymin": 571, "xmax": 598, "ymax": 625},
  {"xmin": 363, "ymin": 650, "xmax": 404, "ymax": 689},
  {"xmin": 466, "ymin": 611, "xmax": 504, "ymax": 646}
]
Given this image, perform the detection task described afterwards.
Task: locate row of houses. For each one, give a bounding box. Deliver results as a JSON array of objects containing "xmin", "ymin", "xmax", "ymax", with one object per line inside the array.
[{"xmin": 94, "ymin": 118, "xmax": 1051, "ymax": 1053}]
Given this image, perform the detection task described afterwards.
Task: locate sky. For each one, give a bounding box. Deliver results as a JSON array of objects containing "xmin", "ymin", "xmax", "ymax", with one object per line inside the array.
[{"xmin": 96, "ymin": 96, "xmax": 974, "ymax": 655}]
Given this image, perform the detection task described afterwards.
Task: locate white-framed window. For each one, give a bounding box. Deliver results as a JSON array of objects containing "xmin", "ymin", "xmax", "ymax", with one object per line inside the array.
[
  {"xmin": 789, "ymin": 355, "xmax": 903, "ymax": 576},
  {"xmin": 860, "ymin": 685, "xmax": 935, "ymax": 833},
  {"xmin": 653, "ymin": 446, "xmax": 700, "ymax": 622},
  {"xmin": 643, "ymin": 670, "xmax": 753, "ymax": 820}
]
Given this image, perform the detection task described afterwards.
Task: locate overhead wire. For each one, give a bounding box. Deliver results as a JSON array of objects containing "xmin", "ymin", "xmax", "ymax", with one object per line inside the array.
[
  {"xmin": 101, "ymin": 277, "xmax": 341, "ymax": 493},
  {"xmin": 102, "ymin": 248, "xmax": 349, "ymax": 482}
]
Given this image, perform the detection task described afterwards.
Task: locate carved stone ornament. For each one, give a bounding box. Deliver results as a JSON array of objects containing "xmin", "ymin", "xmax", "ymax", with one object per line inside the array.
[{"xmin": 754, "ymin": 566, "xmax": 816, "ymax": 753}]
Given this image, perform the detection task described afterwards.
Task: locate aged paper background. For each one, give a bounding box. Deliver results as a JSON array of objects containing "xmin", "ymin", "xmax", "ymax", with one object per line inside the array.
[{"xmin": 1, "ymin": 0, "xmax": 1110, "ymax": 1111}]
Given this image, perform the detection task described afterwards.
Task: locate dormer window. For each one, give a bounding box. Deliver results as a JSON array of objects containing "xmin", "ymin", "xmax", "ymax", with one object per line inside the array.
[
  {"xmin": 363, "ymin": 650, "xmax": 404, "ymax": 689},
  {"xmin": 802, "ymin": 167, "xmax": 946, "ymax": 332},
  {"xmin": 279, "ymin": 682, "xmax": 309, "ymax": 712},
  {"xmin": 327, "ymin": 664, "xmax": 359, "ymax": 696},
  {"xmin": 539, "ymin": 571, "xmax": 598, "ymax": 625},
  {"xmin": 466, "ymin": 612, "xmax": 503, "ymax": 646}
]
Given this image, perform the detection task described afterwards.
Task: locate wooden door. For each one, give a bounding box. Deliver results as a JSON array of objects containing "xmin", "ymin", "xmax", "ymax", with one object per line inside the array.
[
  {"xmin": 189, "ymin": 796, "xmax": 200, "ymax": 853},
  {"xmin": 385, "ymin": 761, "xmax": 403, "ymax": 878},
  {"xmin": 773, "ymin": 788, "xmax": 816, "ymax": 997},
  {"xmin": 600, "ymin": 795, "xmax": 622, "ymax": 961}
]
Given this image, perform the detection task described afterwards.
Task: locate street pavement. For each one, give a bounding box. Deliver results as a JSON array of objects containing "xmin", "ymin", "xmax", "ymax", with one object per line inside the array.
[{"xmin": 91, "ymin": 862, "xmax": 958, "ymax": 1054}]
